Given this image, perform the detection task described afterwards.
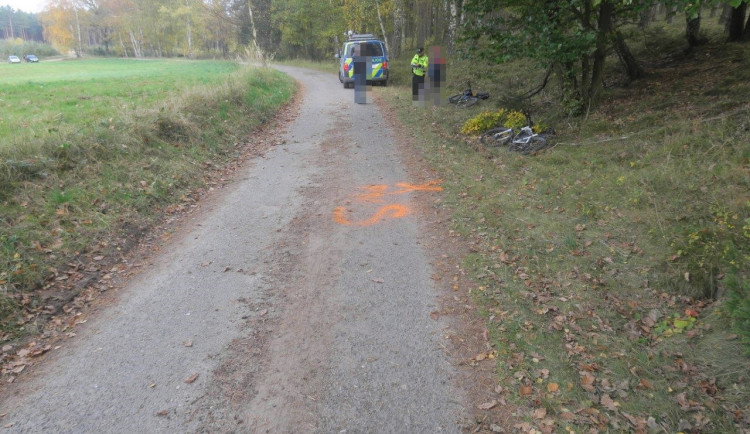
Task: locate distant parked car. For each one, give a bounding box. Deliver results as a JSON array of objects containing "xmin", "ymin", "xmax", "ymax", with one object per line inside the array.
[
  {"xmin": 8, "ymin": 55, "xmax": 21, "ymax": 64},
  {"xmin": 24, "ymin": 54, "xmax": 39, "ymax": 63}
]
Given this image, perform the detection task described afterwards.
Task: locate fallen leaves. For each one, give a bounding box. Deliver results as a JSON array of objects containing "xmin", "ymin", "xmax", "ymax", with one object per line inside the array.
[
  {"xmin": 579, "ymin": 372, "xmax": 596, "ymax": 392},
  {"xmin": 478, "ymin": 400, "xmax": 498, "ymax": 410},
  {"xmin": 184, "ymin": 373, "xmax": 199, "ymax": 384},
  {"xmin": 600, "ymin": 393, "xmax": 618, "ymax": 412}
]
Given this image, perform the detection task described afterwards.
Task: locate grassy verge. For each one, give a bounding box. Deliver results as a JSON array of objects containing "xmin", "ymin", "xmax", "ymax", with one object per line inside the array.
[
  {"xmin": 383, "ymin": 26, "xmax": 749, "ymax": 434},
  {"xmin": 275, "ymin": 58, "xmax": 338, "ymax": 74},
  {"xmin": 0, "ymin": 59, "xmax": 296, "ymax": 342}
]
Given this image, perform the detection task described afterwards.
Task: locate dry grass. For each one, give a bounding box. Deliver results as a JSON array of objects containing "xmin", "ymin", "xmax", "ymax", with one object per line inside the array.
[{"xmin": 382, "ymin": 21, "xmax": 749, "ymax": 433}]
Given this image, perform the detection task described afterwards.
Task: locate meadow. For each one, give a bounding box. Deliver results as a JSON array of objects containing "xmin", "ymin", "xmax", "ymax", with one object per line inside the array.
[
  {"xmin": 0, "ymin": 59, "xmax": 240, "ymax": 149},
  {"xmin": 0, "ymin": 58, "xmax": 296, "ymax": 342}
]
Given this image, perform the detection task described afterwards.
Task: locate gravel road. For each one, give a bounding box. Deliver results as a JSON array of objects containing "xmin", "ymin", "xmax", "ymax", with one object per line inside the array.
[{"xmin": 0, "ymin": 65, "xmax": 468, "ymax": 433}]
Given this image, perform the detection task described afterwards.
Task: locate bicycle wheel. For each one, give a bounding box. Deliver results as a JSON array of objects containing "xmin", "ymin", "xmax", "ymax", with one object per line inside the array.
[
  {"xmin": 448, "ymin": 93, "xmax": 463, "ymax": 104},
  {"xmin": 457, "ymin": 96, "xmax": 479, "ymax": 108},
  {"xmin": 480, "ymin": 127, "xmax": 513, "ymax": 147},
  {"xmin": 525, "ymin": 136, "xmax": 548, "ymax": 154}
]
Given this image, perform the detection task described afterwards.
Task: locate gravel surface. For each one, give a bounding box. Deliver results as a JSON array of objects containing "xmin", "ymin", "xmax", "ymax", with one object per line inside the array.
[{"xmin": 0, "ymin": 65, "xmax": 467, "ymax": 433}]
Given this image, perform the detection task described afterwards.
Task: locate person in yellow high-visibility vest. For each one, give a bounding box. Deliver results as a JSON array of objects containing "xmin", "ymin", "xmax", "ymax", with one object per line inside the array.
[{"xmin": 410, "ymin": 47, "xmax": 428, "ymax": 101}]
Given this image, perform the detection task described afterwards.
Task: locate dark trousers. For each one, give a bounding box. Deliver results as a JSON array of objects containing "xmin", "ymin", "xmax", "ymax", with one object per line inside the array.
[{"xmin": 412, "ymin": 74, "xmax": 425, "ymax": 100}]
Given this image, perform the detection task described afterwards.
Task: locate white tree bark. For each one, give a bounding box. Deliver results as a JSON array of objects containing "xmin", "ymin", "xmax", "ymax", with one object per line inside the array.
[
  {"xmin": 376, "ymin": 0, "xmax": 390, "ymax": 55},
  {"xmin": 119, "ymin": 32, "xmax": 129, "ymax": 57},
  {"xmin": 74, "ymin": 7, "xmax": 83, "ymax": 57},
  {"xmin": 447, "ymin": 0, "xmax": 458, "ymax": 49}
]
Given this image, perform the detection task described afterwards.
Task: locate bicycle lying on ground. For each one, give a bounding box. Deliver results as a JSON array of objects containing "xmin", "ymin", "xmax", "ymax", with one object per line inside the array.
[
  {"xmin": 448, "ymin": 83, "xmax": 489, "ymax": 108},
  {"xmin": 480, "ymin": 125, "xmax": 552, "ymax": 154}
]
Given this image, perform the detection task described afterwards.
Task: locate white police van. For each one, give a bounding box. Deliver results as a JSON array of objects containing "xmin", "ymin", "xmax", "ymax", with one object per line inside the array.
[{"xmin": 335, "ymin": 33, "xmax": 389, "ymax": 88}]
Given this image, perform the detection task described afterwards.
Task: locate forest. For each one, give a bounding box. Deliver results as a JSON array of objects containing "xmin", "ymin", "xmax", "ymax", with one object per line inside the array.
[{"xmin": 1, "ymin": 1, "xmax": 748, "ymax": 110}]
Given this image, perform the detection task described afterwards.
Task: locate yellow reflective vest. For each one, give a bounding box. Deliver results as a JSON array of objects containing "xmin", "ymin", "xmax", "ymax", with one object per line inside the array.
[{"xmin": 411, "ymin": 54, "xmax": 428, "ymax": 77}]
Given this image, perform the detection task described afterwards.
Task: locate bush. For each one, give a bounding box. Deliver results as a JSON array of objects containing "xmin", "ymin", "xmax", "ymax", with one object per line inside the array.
[
  {"xmin": 0, "ymin": 39, "xmax": 58, "ymax": 57},
  {"xmin": 460, "ymin": 108, "xmax": 529, "ymax": 135},
  {"xmin": 461, "ymin": 109, "xmax": 506, "ymax": 135}
]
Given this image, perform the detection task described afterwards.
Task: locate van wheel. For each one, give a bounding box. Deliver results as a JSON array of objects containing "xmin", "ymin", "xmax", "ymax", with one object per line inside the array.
[{"xmin": 381, "ymin": 80, "xmax": 388, "ymax": 87}]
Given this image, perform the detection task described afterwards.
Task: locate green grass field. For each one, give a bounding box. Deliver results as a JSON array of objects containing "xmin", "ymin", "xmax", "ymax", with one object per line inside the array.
[
  {"xmin": 0, "ymin": 59, "xmax": 240, "ymax": 150},
  {"xmin": 0, "ymin": 59, "xmax": 296, "ymax": 342}
]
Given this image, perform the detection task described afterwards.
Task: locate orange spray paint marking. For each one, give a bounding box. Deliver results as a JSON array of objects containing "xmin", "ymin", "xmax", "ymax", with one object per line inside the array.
[
  {"xmin": 392, "ymin": 180, "xmax": 444, "ymax": 194},
  {"xmin": 356, "ymin": 185, "xmax": 390, "ymax": 203},
  {"xmin": 334, "ymin": 180, "xmax": 442, "ymax": 227},
  {"xmin": 354, "ymin": 180, "xmax": 443, "ymax": 203},
  {"xmin": 333, "ymin": 204, "xmax": 411, "ymax": 227}
]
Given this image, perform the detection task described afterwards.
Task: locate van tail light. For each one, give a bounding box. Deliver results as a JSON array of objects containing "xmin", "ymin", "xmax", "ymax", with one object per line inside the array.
[
  {"xmin": 343, "ymin": 63, "xmax": 349, "ymax": 73},
  {"xmin": 382, "ymin": 61, "xmax": 388, "ymax": 69}
]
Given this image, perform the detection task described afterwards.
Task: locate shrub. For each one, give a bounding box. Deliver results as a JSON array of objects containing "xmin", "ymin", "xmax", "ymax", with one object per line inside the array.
[
  {"xmin": 461, "ymin": 109, "xmax": 506, "ymax": 135},
  {"xmin": 461, "ymin": 108, "xmax": 532, "ymax": 135},
  {"xmin": 504, "ymin": 110, "xmax": 527, "ymax": 130}
]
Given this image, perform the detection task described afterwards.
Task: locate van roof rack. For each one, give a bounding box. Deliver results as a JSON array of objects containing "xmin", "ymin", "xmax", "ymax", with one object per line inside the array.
[{"xmin": 347, "ymin": 33, "xmax": 377, "ymax": 41}]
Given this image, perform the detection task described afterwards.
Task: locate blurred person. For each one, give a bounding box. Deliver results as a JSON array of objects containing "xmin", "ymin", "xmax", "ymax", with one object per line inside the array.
[
  {"xmin": 427, "ymin": 46, "xmax": 446, "ymax": 106},
  {"xmin": 353, "ymin": 43, "xmax": 368, "ymax": 104}
]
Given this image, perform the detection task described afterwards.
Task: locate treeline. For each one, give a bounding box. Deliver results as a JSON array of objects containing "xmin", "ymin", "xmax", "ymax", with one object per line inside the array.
[
  {"xmin": 22, "ymin": 0, "xmax": 750, "ymax": 107},
  {"xmin": 0, "ymin": 6, "xmax": 44, "ymax": 41},
  {"xmin": 33, "ymin": 0, "xmax": 468, "ymax": 60},
  {"xmin": 32, "ymin": 1, "xmax": 750, "ymax": 61}
]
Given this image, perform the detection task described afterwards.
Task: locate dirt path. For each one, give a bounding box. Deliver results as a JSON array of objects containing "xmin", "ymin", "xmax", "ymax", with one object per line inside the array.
[{"xmin": 0, "ymin": 66, "xmax": 473, "ymax": 432}]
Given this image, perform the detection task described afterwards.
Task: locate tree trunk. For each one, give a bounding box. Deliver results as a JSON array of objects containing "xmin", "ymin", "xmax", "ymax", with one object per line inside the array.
[
  {"xmin": 743, "ymin": 6, "xmax": 750, "ymax": 41},
  {"xmin": 392, "ymin": 0, "xmax": 402, "ymax": 57},
  {"xmin": 614, "ymin": 31, "xmax": 644, "ymax": 80},
  {"xmin": 187, "ymin": 18, "xmax": 193, "ymax": 58},
  {"xmin": 376, "ymin": 0, "xmax": 390, "ymax": 54},
  {"xmin": 447, "ymin": 0, "xmax": 459, "ymax": 51},
  {"xmin": 119, "ymin": 32, "xmax": 128, "ymax": 57},
  {"xmin": 588, "ymin": 1, "xmax": 613, "ymax": 104},
  {"xmin": 727, "ymin": 4, "xmax": 747, "ymax": 42},
  {"xmin": 639, "ymin": 2, "xmax": 657, "ymax": 30},
  {"xmin": 75, "ymin": 7, "xmax": 83, "ymax": 57},
  {"xmin": 247, "ymin": 2, "xmax": 266, "ymax": 63},
  {"xmin": 686, "ymin": 11, "xmax": 708, "ymax": 47},
  {"xmin": 129, "ymin": 29, "xmax": 141, "ymax": 57},
  {"xmin": 720, "ymin": 4, "xmax": 733, "ymax": 27},
  {"xmin": 417, "ymin": 1, "xmax": 431, "ymax": 48}
]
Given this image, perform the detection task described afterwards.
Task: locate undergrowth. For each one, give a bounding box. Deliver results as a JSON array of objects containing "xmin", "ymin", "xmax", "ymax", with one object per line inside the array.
[{"xmin": 384, "ymin": 17, "xmax": 749, "ymax": 434}]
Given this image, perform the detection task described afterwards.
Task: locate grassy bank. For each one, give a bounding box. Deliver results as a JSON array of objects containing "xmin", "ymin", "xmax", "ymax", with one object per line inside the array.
[
  {"xmin": 383, "ymin": 28, "xmax": 749, "ymax": 434},
  {"xmin": 0, "ymin": 59, "xmax": 296, "ymax": 342}
]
